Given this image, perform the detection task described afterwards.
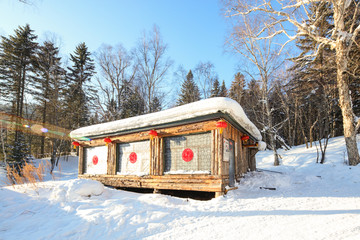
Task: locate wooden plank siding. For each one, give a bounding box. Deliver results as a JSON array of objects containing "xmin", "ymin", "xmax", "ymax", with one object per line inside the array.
[{"xmin": 77, "ymin": 118, "xmax": 258, "ymax": 194}]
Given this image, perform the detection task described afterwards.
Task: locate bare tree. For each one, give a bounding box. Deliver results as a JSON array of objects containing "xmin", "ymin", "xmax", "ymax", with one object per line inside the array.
[
  {"xmin": 94, "ymin": 44, "xmax": 137, "ymax": 121},
  {"xmin": 227, "ymin": 16, "xmax": 285, "ymax": 165},
  {"xmin": 134, "ymin": 25, "xmax": 173, "ymax": 113},
  {"xmin": 224, "ymin": 0, "xmax": 360, "ymax": 166},
  {"xmin": 193, "ymin": 61, "xmax": 218, "ymax": 99}
]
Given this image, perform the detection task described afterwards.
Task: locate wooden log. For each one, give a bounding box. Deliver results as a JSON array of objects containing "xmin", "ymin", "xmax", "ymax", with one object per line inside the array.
[
  {"xmin": 79, "ymin": 174, "xmax": 224, "ymax": 192},
  {"xmin": 215, "ymin": 192, "xmax": 224, "ymax": 198},
  {"xmin": 159, "ymin": 138, "xmax": 164, "ymax": 175},
  {"xmin": 158, "ymin": 120, "xmax": 218, "ymax": 138},
  {"xmin": 150, "ymin": 139, "xmax": 154, "ymax": 175},
  {"xmin": 153, "ymin": 189, "xmax": 161, "ymax": 194},
  {"xmin": 224, "ymin": 186, "xmax": 238, "ymax": 194},
  {"xmin": 107, "ymin": 142, "xmax": 116, "ymax": 175},
  {"xmin": 78, "ymin": 120, "xmax": 219, "ymax": 147},
  {"xmin": 156, "ymin": 137, "xmax": 161, "ymax": 175},
  {"xmin": 218, "ymin": 128, "xmax": 223, "ymax": 176},
  {"xmin": 78, "ymin": 146, "xmax": 84, "ymax": 175},
  {"xmin": 234, "ymin": 129, "xmax": 239, "ymax": 177},
  {"xmin": 211, "ymin": 130, "xmax": 215, "ymax": 175}
]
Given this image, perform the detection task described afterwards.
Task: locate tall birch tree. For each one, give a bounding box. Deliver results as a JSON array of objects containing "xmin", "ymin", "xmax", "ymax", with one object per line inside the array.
[
  {"xmin": 223, "ymin": 0, "xmax": 360, "ymax": 166},
  {"xmin": 226, "ymin": 16, "xmax": 284, "ymax": 165}
]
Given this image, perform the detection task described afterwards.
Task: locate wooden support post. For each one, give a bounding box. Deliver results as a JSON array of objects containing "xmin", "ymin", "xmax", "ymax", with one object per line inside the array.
[
  {"xmin": 150, "ymin": 139, "xmax": 154, "ymax": 175},
  {"xmin": 211, "ymin": 130, "xmax": 215, "ymax": 175},
  {"xmin": 159, "ymin": 138, "xmax": 164, "ymax": 175},
  {"xmin": 215, "ymin": 191, "xmax": 224, "ymax": 198},
  {"xmin": 153, "ymin": 189, "xmax": 161, "ymax": 194},
  {"xmin": 107, "ymin": 142, "xmax": 116, "ymax": 175},
  {"xmin": 78, "ymin": 146, "xmax": 84, "ymax": 175},
  {"xmin": 218, "ymin": 129, "xmax": 223, "ymax": 175}
]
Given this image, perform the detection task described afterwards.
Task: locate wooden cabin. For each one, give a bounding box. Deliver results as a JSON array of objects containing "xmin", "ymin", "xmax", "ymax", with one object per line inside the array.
[{"xmin": 70, "ymin": 97, "xmax": 264, "ymax": 197}]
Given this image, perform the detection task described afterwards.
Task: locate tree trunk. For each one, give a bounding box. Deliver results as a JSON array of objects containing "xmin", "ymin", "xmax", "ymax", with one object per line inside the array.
[
  {"xmin": 336, "ymin": 42, "xmax": 360, "ymax": 166},
  {"xmin": 264, "ymin": 88, "xmax": 279, "ymax": 166},
  {"xmin": 0, "ymin": 125, "xmax": 7, "ymax": 166},
  {"xmin": 40, "ymin": 100, "xmax": 47, "ymax": 157},
  {"xmin": 273, "ymin": 144, "xmax": 280, "ymax": 166}
]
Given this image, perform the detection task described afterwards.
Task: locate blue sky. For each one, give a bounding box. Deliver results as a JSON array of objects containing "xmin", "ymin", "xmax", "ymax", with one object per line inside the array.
[{"xmin": 0, "ymin": 0, "xmax": 240, "ymax": 89}]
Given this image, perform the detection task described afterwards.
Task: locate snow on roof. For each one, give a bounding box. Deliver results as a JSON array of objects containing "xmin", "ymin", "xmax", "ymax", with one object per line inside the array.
[{"xmin": 70, "ymin": 97, "xmax": 262, "ymax": 141}]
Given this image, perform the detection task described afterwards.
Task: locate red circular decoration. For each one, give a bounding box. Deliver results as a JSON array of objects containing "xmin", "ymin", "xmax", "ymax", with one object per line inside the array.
[
  {"xmin": 92, "ymin": 155, "xmax": 98, "ymax": 165},
  {"xmin": 129, "ymin": 152, "xmax": 137, "ymax": 163},
  {"xmin": 182, "ymin": 148, "xmax": 194, "ymax": 162}
]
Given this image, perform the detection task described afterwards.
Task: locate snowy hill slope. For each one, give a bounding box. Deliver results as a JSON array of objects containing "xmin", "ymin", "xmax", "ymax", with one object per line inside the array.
[{"xmin": 0, "ymin": 135, "xmax": 360, "ymax": 240}]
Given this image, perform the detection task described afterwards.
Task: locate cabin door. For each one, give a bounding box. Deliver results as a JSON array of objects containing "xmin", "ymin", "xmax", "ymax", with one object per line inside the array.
[{"xmin": 228, "ymin": 139, "xmax": 235, "ymax": 187}]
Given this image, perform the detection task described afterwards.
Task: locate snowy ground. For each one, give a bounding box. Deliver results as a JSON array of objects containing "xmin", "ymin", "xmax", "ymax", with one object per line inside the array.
[{"xmin": 1, "ymin": 135, "xmax": 360, "ymax": 240}]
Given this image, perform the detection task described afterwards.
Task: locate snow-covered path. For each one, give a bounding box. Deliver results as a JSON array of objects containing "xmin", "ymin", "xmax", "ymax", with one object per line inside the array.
[{"xmin": 1, "ymin": 136, "xmax": 360, "ymax": 240}]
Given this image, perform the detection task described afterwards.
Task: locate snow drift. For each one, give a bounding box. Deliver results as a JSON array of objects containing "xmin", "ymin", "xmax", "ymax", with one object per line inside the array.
[{"xmin": 1, "ymin": 135, "xmax": 360, "ymax": 240}]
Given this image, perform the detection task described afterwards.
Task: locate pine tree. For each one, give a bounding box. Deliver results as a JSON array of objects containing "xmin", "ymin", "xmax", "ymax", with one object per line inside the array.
[
  {"xmin": 34, "ymin": 41, "xmax": 67, "ymax": 167},
  {"xmin": 129, "ymin": 86, "xmax": 145, "ymax": 116},
  {"xmin": 35, "ymin": 41, "xmax": 66, "ymax": 156},
  {"xmin": 149, "ymin": 96, "xmax": 162, "ymax": 113},
  {"xmin": 210, "ymin": 78, "xmax": 220, "ymax": 97},
  {"xmin": 289, "ymin": 2, "xmax": 342, "ymax": 146},
  {"xmin": 120, "ymin": 81, "xmax": 146, "ymax": 118},
  {"xmin": 177, "ymin": 70, "xmax": 201, "ymax": 106},
  {"xmin": 64, "ymin": 42, "xmax": 95, "ymax": 129},
  {"xmin": 219, "ymin": 80, "xmax": 227, "ymax": 97},
  {"xmin": 229, "ymin": 73, "xmax": 246, "ymax": 104},
  {"xmin": 0, "ymin": 24, "xmax": 38, "ymax": 165}
]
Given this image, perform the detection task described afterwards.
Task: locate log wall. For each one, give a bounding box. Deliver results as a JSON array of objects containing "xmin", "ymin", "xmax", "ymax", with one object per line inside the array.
[{"xmin": 77, "ymin": 118, "xmax": 258, "ymax": 194}]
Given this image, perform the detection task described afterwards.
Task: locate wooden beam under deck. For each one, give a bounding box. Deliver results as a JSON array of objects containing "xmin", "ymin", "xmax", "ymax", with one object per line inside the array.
[{"xmin": 79, "ymin": 174, "xmax": 225, "ymax": 192}]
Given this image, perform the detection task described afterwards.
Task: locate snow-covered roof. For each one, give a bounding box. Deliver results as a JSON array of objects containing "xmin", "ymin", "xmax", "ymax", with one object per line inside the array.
[{"xmin": 70, "ymin": 97, "xmax": 262, "ymax": 141}]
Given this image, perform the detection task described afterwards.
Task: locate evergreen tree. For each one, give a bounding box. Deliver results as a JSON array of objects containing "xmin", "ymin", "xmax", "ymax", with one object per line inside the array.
[
  {"xmin": 210, "ymin": 78, "xmax": 220, "ymax": 97},
  {"xmin": 129, "ymin": 86, "xmax": 146, "ymax": 116},
  {"xmin": 229, "ymin": 72, "xmax": 246, "ymax": 104},
  {"xmin": 149, "ymin": 96, "xmax": 162, "ymax": 113},
  {"xmin": 64, "ymin": 42, "xmax": 95, "ymax": 129},
  {"xmin": 242, "ymin": 79, "xmax": 262, "ymax": 129},
  {"xmin": 177, "ymin": 70, "xmax": 201, "ymax": 106},
  {"xmin": 289, "ymin": 2, "xmax": 342, "ymax": 143},
  {"xmin": 219, "ymin": 80, "xmax": 227, "ymax": 97},
  {"xmin": 0, "ymin": 24, "xmax": 38, "ymax": 165},
  {"xmin": 35, "ymin": 41, "xmax": 66, "ymax": 156},
  {"xmin": 120, "ymin": 81, "xmax": 146, "ymax": 118}
]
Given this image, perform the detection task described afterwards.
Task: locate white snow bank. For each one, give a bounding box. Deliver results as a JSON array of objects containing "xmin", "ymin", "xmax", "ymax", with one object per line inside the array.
[
  {"xmin": 257, "ymin": 141, "xmax": 267, "ymax": 151},
  {"xmin": 70, "ymin": 97, "xmax": 262, "ymax": 141},
  {"xmin": 1, "ymin": 136, "xmax": 360, "ymax": 240},
  {"xmin": 50, "ymin": 179, "xmax": 104, "ymax": 202},
  {"xmin": 67, "ymin": 179, "xmax": 104, "ymax": 199}
]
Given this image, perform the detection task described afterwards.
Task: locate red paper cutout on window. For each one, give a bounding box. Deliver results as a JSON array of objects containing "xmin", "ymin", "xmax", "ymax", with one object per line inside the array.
[
  {"xmin": 92, "ymin": 155, "xmax": 98, "ymax": 165},
  {"xmin": 182, "ymin": 148, "xmax": 194, "ymax": 162},
  {"xmin": 129, "ymin": 152, "xmax": 137, "ymax": 163}
]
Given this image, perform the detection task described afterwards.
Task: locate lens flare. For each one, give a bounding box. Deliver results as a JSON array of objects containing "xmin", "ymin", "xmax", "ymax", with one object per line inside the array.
[{"xmin": 0, "ymin": 112, "xmax": 72, "ymax": 140}]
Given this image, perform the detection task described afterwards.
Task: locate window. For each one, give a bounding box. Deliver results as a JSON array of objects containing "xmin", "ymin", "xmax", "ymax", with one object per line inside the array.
[
  {"xmin": 117, "ymin": 140, "xmax": 150, "ymax": 175},
  {"xmin": 164, "ymin": 132, "xmax": 211, "ymax": 174},
  {"xmin": 83, "ymin": 146, "xmax": 108, "ymax": 174}
]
